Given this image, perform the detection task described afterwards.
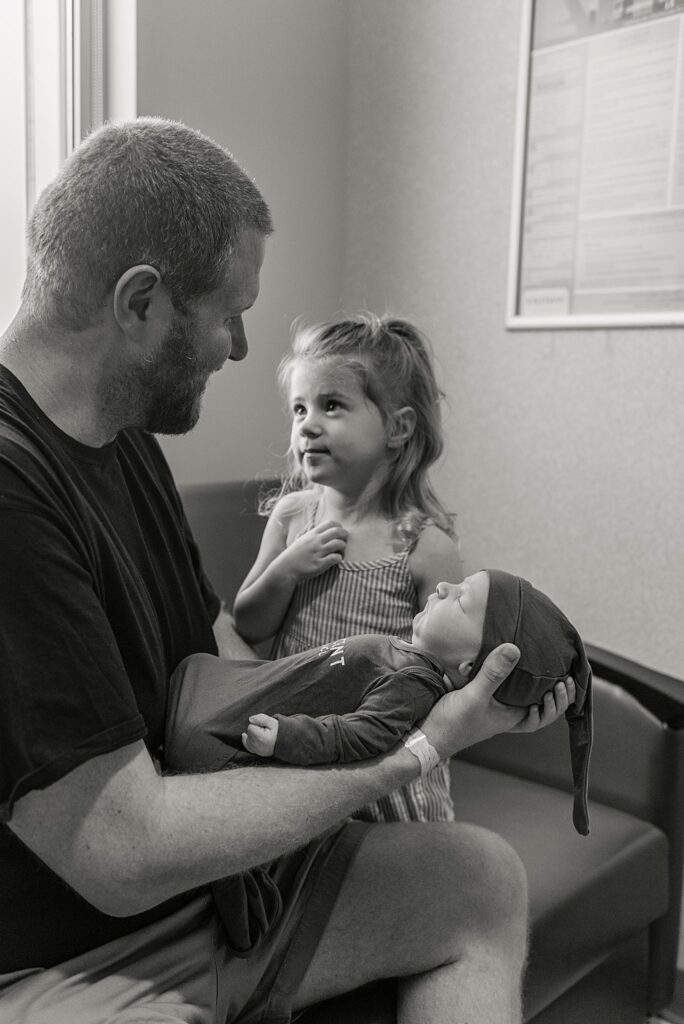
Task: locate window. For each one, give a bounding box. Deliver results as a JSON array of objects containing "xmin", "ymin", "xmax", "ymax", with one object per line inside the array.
[{"xmin": 0, "ymin": 0, "xmax": 112, "ymax": 332}]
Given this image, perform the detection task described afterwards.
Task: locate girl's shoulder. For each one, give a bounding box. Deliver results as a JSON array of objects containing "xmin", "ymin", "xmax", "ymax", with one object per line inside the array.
[
  {"xmin": 269, "ymin": 488, "xmax": 318, "ymax": 537},
  {"xmin": 408, "ymin": 521, "xmax": 464, "ymax": 594},
  {"xmin": 410, "ymin": 519, "xmax": 461, "ymax": 557}
]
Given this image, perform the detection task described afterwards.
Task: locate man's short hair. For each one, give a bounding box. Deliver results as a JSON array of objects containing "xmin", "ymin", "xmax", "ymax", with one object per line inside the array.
[{"xmin": 23, "ymin": 117, "xmax": 273, "ymax": 329}]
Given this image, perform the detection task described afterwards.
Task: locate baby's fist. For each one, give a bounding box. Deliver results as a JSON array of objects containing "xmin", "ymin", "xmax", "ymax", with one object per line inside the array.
[{"xmin": 242, "ymin": 713, "xmax": 279, "ymax": 757}]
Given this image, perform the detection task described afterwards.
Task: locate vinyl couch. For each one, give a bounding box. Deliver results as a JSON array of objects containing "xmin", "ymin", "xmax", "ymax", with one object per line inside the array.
[{"xmin": 180, "ymin": 479, "xmax": 684, "ymax": 1024}]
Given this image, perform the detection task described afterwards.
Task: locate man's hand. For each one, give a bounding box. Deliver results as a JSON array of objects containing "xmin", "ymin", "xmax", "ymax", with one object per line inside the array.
[
  {"xmin": 420, "ymin": 643, "xmax": 575, "ymax": 759},
  {"xmin": 243, "ymin": 713, "xmax": 279, "ymax": 756},
  {"xmin": 509, "ymin": 677, "xmax": 575, "ymax": 733}
]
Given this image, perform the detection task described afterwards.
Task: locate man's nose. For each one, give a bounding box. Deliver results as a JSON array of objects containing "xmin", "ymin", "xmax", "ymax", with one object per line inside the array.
[{"xmin": 228, "ymin": 317, "xmax": 248, "ymax": 362}]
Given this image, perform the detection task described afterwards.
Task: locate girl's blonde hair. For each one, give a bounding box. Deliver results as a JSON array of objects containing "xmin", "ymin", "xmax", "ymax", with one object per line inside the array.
[{"xmin": 264, "ymin": 313, "xmax": 455, "ymax": 543}]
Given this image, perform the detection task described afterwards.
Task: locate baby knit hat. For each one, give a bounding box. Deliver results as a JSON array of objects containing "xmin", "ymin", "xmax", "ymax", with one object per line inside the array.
[{"xmin": 468, "ymin": 569, "xmax": 593, "ymax": 835}]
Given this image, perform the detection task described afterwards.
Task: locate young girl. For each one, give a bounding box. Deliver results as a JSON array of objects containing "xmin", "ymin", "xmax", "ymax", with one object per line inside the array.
[{"xmin": 233, "ymin": 313, "xmax": 463, "ymax": 822}]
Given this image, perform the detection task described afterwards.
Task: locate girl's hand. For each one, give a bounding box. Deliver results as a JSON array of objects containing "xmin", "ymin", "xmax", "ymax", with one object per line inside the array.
[
  {"xmin": 280, "ymin": 521, "xmax": 348, "ymax": 581},
  {"xmin": 419, "ymin": 645, "xmax": 574, "ymax": 758},
  {"xmin": 242, "ymin": 714, "xmax": 279, "ymax": 757}
]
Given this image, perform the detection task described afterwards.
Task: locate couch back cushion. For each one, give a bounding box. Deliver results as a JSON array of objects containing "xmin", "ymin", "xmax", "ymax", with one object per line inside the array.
[
  {"xmin": 460, "ymin": 678, "xmax": 671, "ymax": 826},
  {"xmin": 180, "ymin": 479, "xmax": 272, "ymax": 610}
]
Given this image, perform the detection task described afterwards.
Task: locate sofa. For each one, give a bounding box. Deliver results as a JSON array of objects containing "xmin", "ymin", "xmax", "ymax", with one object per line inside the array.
[{"xmin": 180, "ymin": 478, "xmax": 684, "ymax": 1024}]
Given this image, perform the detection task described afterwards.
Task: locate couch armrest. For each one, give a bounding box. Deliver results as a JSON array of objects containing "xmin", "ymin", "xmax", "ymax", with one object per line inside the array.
[
  {"xmin": 460, "ymin": 645, "xmax": 684, "ymax": 823},
  {"xmin": 585, "ymin": 643, "xmax": 684, "ymax": 728},
  {"xmin": 460, "ymin": 644, "xmax": 684, "ymax": 1012}
]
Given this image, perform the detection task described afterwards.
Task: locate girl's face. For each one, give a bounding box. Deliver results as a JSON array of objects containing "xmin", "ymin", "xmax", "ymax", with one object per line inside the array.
[{"xmin": 287, "ymin": 359, "xmax": 392, "ymax": 494}]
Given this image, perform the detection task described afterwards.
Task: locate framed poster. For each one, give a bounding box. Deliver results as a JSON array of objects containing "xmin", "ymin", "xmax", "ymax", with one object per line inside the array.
[{"xmin": 507, "ymin": 0, "xmax": 684, "ymax": 329}]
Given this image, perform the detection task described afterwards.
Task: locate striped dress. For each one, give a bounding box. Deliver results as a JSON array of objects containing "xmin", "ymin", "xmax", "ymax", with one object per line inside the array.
[{"xmin": 271, "ymin": 506, "xmax": 454, "ymax": 824}]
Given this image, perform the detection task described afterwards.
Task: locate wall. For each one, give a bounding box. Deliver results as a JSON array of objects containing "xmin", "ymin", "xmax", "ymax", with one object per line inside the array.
[
  {"xmin": 340, "ymin": 0, "xmax": 684, "ymax": 682},
  {"xmin": 138, "ymin": 0, "xmax": 684, "ymax": 677},
  {"xmin": 137, "ymin": 0, "xmax": 684, "ymax": 672},
  {"xmin": 136, "ymin": 0, "xmax": 349, "ymax": 483}
]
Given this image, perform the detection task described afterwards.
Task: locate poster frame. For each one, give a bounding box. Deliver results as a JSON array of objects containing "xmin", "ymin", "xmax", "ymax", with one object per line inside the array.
[{"xmin": 506, "ymin": 0, "xmax": 684, "ymax": 330}]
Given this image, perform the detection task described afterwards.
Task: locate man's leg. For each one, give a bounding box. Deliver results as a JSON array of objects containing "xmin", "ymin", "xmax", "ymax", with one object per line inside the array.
[{"xmin": 293, "ymin": 821, "xmax": 528, "ymax": 1024}]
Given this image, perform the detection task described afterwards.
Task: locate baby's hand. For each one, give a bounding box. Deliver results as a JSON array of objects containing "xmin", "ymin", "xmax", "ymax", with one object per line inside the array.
[
  {"xmin": 242, "ymin": 713, "xmax": 279, "ymax": 757},
  {"xmin": 281, "ymin": 520, "xmax": 348, "ymax": 581}
]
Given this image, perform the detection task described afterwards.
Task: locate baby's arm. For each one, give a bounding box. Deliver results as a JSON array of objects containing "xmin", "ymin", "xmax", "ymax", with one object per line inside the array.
[
  {"xmin": 270, "ymin": 670, "xmax": 448, "ymax": 765},
  {"xmin": 242, "ymin": 714, "xmax": 279, "ymax": 757},
  {"xmin": 409, "ymin": 523, "xmax": 464, "ymax": 609},
  {"xmin": 233, "ymin": 493, "xmax": 348, "ymax": 643}
]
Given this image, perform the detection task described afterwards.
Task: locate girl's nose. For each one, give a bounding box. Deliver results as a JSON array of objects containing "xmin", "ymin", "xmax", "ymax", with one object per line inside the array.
[
  {"xmin": 300, "ymin": 414, "xmax": 322, "ymax": 436},
  {"xmin": 435, "ymin": 582, "xmax": 451, "ymax": 599}
]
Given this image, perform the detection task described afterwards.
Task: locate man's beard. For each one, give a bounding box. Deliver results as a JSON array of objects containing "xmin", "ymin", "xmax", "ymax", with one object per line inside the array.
[
  {"xmin": 124, "ymin": 314, "xmax": 213, "ymax": 435},
  {"xmin": 141, "ymin": 316, "xmax": 209, "ymax": 434}
]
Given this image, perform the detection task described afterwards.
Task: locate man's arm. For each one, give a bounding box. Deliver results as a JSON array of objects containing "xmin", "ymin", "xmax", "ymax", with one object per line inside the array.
[
  {"xmin": 8, "ymin": 737, "xmax": 419, "ymax": 918},
  {"xmin": 9, "ymin": 645, "xmax": 572, "ymax": 919}
]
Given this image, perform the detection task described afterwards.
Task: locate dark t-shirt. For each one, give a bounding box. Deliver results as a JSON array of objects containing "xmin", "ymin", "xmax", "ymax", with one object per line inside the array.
[{"xmin": 0, "ymin": 366, "xmax": 220, "ymax": 972}]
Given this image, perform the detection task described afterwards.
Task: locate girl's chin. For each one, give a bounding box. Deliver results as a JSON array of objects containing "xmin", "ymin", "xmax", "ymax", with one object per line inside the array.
[{"xmin": 303, "ymin": 464, "xmax": 336, "ymax": 484}]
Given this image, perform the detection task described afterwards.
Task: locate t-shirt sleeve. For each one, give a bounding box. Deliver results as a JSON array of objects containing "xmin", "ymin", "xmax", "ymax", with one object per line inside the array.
[{"xmin": 0, "ymin": 508, "xmax": 147, "ymax": 822}]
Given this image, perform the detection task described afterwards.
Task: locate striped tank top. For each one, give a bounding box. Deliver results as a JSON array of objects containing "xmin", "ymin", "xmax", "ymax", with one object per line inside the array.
[{"xmin": 271, "ymin": 505, "xmax": 454, "ymax": 824}]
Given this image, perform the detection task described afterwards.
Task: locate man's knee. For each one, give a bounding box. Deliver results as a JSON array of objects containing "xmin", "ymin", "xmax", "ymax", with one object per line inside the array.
[
  {"xmin": 294, "ymin": 821, "xmax": 527, "ymax": 1005},
  {"xmin": 417, "ymin": 822, "xmax": 528, "ymax": 940}
]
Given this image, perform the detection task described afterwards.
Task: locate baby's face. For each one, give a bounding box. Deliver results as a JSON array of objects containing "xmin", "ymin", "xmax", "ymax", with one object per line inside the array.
[{"xmin": 411, "ymin": 572, "xmax": 490, "ymax": 681}]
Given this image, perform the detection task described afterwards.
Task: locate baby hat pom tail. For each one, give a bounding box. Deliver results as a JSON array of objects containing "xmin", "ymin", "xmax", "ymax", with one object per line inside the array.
[{"xmin": 567, "ymin": 646, "xmax": 593, "ymax": 836}]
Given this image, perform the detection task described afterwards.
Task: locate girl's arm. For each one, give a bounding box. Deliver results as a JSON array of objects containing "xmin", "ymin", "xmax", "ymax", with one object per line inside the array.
[
  {"xmin": 233, "ymin": 494, "xmax": 347, "ymax": 643},
  {"xmin": 409, "ymin": 524, "xmax": 465, "ymax": 611}
]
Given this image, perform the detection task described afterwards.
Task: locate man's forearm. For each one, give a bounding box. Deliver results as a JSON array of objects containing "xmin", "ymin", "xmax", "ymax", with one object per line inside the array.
[
  {"xmin": 10, "ymin": 738, "xmax": 420, "ymax": 918},
  {"xmin": 151, "ymin": 749, "xmax": 418, "ymax": 901},
  {"xmin": 12, "ymin": 646, "xmax": 555, "ymax": 919}
]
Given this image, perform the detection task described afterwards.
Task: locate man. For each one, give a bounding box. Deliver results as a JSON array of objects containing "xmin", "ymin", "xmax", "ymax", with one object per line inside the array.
[{"xmin": 0, "ymin": 118, "xmax": 573, "ymax": 1024}]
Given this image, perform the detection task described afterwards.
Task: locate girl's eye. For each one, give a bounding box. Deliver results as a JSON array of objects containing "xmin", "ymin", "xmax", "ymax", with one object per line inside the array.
[
  {"xmin": 325, "ymin": 400, "xmax": 340, "ymax": 412},
  {"xmin": 292, "ymin": 404, "xmax": 305, "ymax": 417}
]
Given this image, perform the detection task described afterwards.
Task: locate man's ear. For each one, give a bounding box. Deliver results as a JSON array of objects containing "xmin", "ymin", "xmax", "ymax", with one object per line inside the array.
[
  {"xmin": 387, "ymin": 406, "xmax": 417, "ymax": 449},
  {"xmin": 112, "ymin": 266, "xmax": 169, "ymax": 335}
]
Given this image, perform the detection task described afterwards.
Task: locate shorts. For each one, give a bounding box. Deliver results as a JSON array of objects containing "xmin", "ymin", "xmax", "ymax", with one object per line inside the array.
[{"xmin": 0, "ymin": 822, "xmax": 370, "ymax": 1024}]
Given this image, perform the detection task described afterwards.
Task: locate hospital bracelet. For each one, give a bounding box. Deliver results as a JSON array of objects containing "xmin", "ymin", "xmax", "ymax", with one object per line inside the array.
[{"xmin": 403, "ymin": 727, "xmax": 441, "ymax": 777}]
